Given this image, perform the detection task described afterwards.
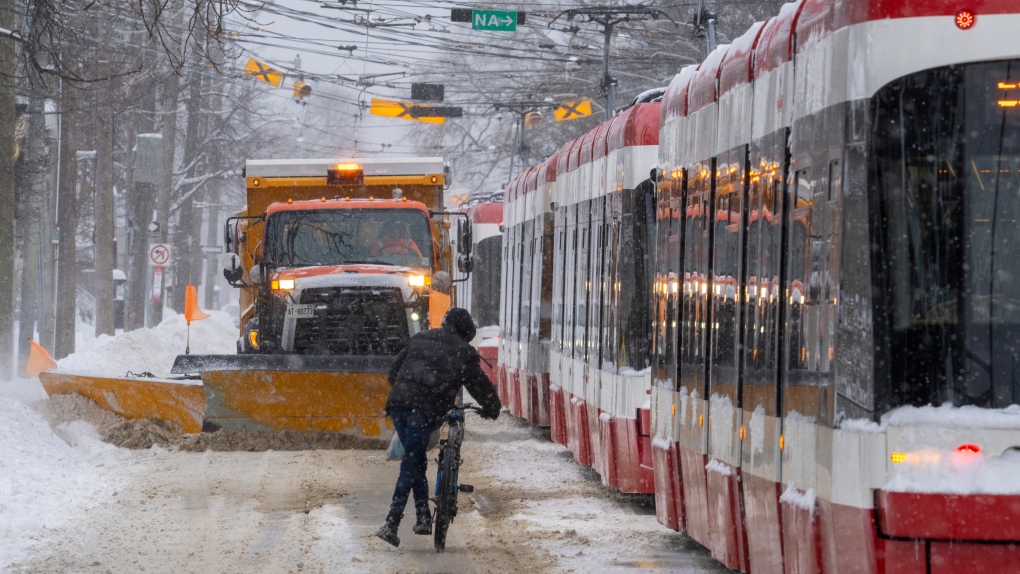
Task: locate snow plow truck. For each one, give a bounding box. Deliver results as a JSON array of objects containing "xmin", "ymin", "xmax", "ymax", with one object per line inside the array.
[{"xmin": 40, "ymin": 158, "xmax": 475, "ymax": 437}]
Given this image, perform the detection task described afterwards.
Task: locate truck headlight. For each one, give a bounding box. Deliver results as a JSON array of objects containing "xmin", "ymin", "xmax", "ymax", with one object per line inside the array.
[
  {"xmin": 271, "ymin": 278, "xmax": 296, "ymax": 291},
  {"xmin": 410, "ymin": 311, "xmax": 421, "ymax": 322},
  {"xmin": 408, "ymin": 275, "xmax": 429, "ymax": 287}
]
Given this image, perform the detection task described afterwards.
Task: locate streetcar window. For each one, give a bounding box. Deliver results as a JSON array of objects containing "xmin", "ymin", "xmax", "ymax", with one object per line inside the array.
[
  {"xmin": 872, "ymin": 60, "xmax": 1020, "ymax": 412},
  {"xmin": 472, "ymin": 236, "xmax": 502, "ymax": 328}
]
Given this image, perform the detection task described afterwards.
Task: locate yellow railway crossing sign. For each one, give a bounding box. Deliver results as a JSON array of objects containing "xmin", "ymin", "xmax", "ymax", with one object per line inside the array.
[
  {"xmin": 245, "ymin": 58, "xmax": 284, "ymax": 87},
  {"xmin": 554, "ymin": 99, "xmax": 592, "ymax": 121},
  {"xmin": 369, "ymin": 98, "xmax": 445, "ymax": 124}
]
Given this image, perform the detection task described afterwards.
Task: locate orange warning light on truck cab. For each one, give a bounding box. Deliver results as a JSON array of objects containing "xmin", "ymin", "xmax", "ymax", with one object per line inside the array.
[{"xmin": 327, "ymin": 163, "xmax": 365, "ymax": 186}]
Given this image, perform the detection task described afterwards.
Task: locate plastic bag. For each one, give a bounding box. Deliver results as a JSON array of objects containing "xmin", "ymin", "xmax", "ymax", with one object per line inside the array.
[
  {"xmin": 386, "ymin": 432, "xmax": 404, "ymax": 461},
  {"xmin": 386, "ymin": 428, "xmax": 442, "ymax": 461}
]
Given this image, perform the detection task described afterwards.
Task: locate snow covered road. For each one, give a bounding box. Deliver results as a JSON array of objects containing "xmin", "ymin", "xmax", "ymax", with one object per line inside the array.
[{"xmin": 3, "ymin": 400, "xmax": 730, "ymax": 573}]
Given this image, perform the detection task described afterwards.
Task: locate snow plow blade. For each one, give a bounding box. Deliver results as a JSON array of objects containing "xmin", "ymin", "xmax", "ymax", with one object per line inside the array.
[
  {"xmin": 39, "ymin": 372, "xmax": 205, "ymax": 433},
  {"xmin": 172, "ymin": 355, "xmax": 394, "ymax": 436}
]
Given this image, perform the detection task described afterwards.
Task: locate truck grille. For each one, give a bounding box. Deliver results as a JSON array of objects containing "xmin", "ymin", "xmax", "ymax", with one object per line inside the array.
[{"xmin": 293, "ymin": 287, "xmax": 409, "ymax": 356}]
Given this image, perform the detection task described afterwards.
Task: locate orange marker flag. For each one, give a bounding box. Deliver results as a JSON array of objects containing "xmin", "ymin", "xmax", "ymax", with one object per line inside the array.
[
  {"xmin": 26, "ymin": 340, "xmax": 58, "ymax": 377},
  {"xmin": 429, "ymin": 292, "xmax": 451, "ymax": 329},
  {"xmin": 184, "ymin": 285, "xmax": 210, "ymax": 325}
]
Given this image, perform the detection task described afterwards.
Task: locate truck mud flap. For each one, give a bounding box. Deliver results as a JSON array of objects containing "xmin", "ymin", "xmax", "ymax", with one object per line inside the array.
[{"xmin": 39, "ymin": 372, "xmax": 206, "ymax": 433}]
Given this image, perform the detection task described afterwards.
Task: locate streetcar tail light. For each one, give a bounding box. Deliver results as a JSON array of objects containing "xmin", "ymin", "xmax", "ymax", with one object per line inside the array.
[
  {"xmin": 956, "ymin": 443, "xmax": 981, "ymax": 454},
  {"xmin": 890, "ymin": 452, "xmax": 907, "ymax": 464},
  {"xmin": 955, "ymin": 10, "xmax": 975, "ymax": 30}
]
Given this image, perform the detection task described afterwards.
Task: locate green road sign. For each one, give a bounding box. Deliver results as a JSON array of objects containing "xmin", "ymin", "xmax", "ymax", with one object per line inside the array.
[{"xmin": 472, "ymin": 9, "xmax": 517, "ymax": 32}]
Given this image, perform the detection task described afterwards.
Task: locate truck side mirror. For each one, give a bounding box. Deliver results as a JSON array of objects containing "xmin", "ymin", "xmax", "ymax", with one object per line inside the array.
[
  {"xmin": 432, "ymin": 270, "xmax": 452, "ymax": 293},
  {"xmin": 249, "ymin": 263, "xmax": 263, "ymax": 285},
  {"xmin": 456, "ymin": 219, "xmax": 472, "ymax": 255},
  {"xmin": 222, "ymin": 253, "xmax": 243, "ymax": 286},
  {"xmin": 223, "ymin": 220, "xmax": 234, "ymax": 253},
  {"xmin": 457, "ymin": 254, "xmax": 473, "ymax": 274}
]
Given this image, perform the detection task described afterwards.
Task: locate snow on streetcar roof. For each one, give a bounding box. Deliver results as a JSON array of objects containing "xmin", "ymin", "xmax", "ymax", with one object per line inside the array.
[
  {"xmin": 661, "ymin": 66, "xmax": 699, "ymax": 125},
  {"xmin": 689, "ymin": 44, "xmax": 731, "ymax": 113},
  {"xmin": 720, "ymin": 21, "xmax": 769, "ymax": 96},
  {"xmin": 608, "ymin": 103, "xmax": 660, "ymax": 152}
]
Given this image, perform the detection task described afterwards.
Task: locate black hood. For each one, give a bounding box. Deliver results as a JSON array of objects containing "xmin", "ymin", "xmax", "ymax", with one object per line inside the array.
[{"xmin": 441, "ymin": 307, "xmax": 476, "ymax": 342}]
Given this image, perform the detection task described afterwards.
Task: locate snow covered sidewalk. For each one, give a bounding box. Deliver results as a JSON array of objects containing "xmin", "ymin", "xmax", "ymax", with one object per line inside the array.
[{"xmin": 0, "ymin": 388, "xmax": 130, "ymax": 568}]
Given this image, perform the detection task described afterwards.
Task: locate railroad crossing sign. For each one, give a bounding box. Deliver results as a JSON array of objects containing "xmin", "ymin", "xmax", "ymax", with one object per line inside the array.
[
  {"xmin": 148, "ymin": 243, "xmax": 172, "ymax": 267},
  {"xmin": 554, "ymin": 99, "xmax": 592, "ymax": 121},
  {"xmin": 370, "ymin": 98, "xmax": 461, "ymax": 124},
  {"xmin": 245, "ymin": 58, "xmax": 284, "ymax": 87},
  {"xmin": 470, "ymin": 9, "xmax": 518, "ymax": 32}
]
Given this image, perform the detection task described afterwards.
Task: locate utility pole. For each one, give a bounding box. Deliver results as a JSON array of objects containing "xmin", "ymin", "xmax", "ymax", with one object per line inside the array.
[
  {"xmin": 151, "ymin": 72, "xmax": 178, "ymax": 327},
  {"xmin": 551, "ymin": 5, "xmax": 676, "ymax": 117},
  {"xmin": 693, "ymin": 0, "xmax": 718, "ymax": 61}
]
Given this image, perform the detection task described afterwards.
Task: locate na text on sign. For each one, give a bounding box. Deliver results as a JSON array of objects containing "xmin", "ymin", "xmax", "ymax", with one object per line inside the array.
[{"xmin": 473, "ymin": 10, "xmax": 517, "ymax": 32}]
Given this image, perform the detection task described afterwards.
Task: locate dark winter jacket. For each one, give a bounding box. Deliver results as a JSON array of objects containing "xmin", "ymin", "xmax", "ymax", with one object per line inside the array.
[{"xmin": 386, "ymin": 308, "xmax": 501, "ymax": 423}]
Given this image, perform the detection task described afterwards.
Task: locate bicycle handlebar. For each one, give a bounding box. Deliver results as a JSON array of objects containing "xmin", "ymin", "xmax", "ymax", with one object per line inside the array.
[{"xmin": 447, "ymin": 403, "xmax": 482, "ymax": 417}]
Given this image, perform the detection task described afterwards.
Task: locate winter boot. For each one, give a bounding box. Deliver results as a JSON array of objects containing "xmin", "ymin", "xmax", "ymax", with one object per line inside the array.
[
  {"xmin": 412, "ymin": 502, "xmax": 432, "ymax": 535},
  {"xmin": 375, "ymin": 511, "xmax": 401, "ymax": 547}
]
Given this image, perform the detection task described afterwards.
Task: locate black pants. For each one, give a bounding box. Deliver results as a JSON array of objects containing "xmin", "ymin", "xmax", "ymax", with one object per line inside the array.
[{"xmin": 388, "ymin": 407, "xmax": 435, "ymax": 518}]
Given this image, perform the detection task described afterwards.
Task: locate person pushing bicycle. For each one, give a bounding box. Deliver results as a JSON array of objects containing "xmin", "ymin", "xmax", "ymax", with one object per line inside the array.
[{"xmin": 376, "ymin": 307, "xmax": 502, "ymax": 547}]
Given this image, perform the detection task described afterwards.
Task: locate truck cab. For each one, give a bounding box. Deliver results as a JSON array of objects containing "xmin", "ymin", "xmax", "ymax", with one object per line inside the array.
[{"xmin": 222, "ymin": 158, "xmax": 466, "ymax": 356}]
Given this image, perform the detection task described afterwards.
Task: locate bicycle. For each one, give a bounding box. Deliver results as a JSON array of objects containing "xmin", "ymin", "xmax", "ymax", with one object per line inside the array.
[{"xmin": 430, "ymin": 401, "xmax": 480, "ymax": 553}]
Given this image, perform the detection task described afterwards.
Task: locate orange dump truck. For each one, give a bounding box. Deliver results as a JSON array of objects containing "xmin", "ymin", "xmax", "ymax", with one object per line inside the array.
[{"xmin": 42, "ymin": 158, "xmax": 477, "ymax": 437}]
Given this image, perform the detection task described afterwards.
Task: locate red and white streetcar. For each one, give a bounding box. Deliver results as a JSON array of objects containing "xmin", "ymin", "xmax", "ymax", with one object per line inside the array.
[{"xmin": 498, "ymin": 1, "xmax": 1020, "ymax": 571}]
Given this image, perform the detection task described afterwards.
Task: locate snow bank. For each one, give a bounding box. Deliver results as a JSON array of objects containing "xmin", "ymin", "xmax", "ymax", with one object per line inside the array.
[
  {"xmin": 477, "ymin": 336, "xmax": 500, "ymax": 348},
  {"xmin": 780, "ymin": 483, "xmax": 816, "ymax": 512},
  {"xmin": 883, "ymin": 403, "xmax": 1020, "ymax": 430},
  {"xmin": 0, "ymin": 396, "xmax": 126, "ymax": 567},
  {"xmin": 619, "ymin": 366, "xmax": 651, "ymax": 377},
  {"xmin": 885, "ymin": 449, "xmax": 1020, "ymax": 495},
  {"xmin": 57, "ymin": 311, "xmax": 237, "ymax": 378},
  {"xmin": 838, "ymin": 418, "xmax": 883, "ymax": 433},
  {"xmin": 705, "ymin": 458, "xmax": 733, "ymax": 477}
]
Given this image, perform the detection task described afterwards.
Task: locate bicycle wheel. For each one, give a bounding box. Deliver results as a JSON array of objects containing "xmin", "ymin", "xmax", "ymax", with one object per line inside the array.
[{"xmin": 433, "ymin": 442, "xmax": 457, "ymax": 552}]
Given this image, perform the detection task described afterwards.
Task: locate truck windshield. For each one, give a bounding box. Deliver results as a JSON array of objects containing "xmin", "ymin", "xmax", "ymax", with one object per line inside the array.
[
  {"xmin": 263, "ymin": 208, "xmax": 433, "ymax": 270},
  {"xmin": 871, "ymin": 60, "xmax": 1020, "ymax": 412}
]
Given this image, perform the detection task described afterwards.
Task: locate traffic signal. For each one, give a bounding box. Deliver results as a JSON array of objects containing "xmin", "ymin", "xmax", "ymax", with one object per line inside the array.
[{"xmin": 293, "ymin": 81, "xmax": 311, "ymax": 103}]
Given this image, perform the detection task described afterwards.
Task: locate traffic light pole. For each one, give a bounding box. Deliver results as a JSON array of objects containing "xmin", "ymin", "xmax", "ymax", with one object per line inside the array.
[
  {"xmin": 693, "ymin": 0, "xmax": 718, "ymax": 61},
  {"xmin": 602, "ymin": 25, "xmax": 616, "ymax": 117},
  {"xmin": 493, "ymin": 101, "xmax": 562, "ymax": 185},
  {"xmin": 551, "ymin": 6, "xmax": 676, "ymax": 118}
]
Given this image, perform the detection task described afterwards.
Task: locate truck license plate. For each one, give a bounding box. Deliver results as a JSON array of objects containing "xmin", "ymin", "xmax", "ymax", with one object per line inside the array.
[{"xmin": 286, "ymin": 304, "xmax": 316, "ymax": 318}]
